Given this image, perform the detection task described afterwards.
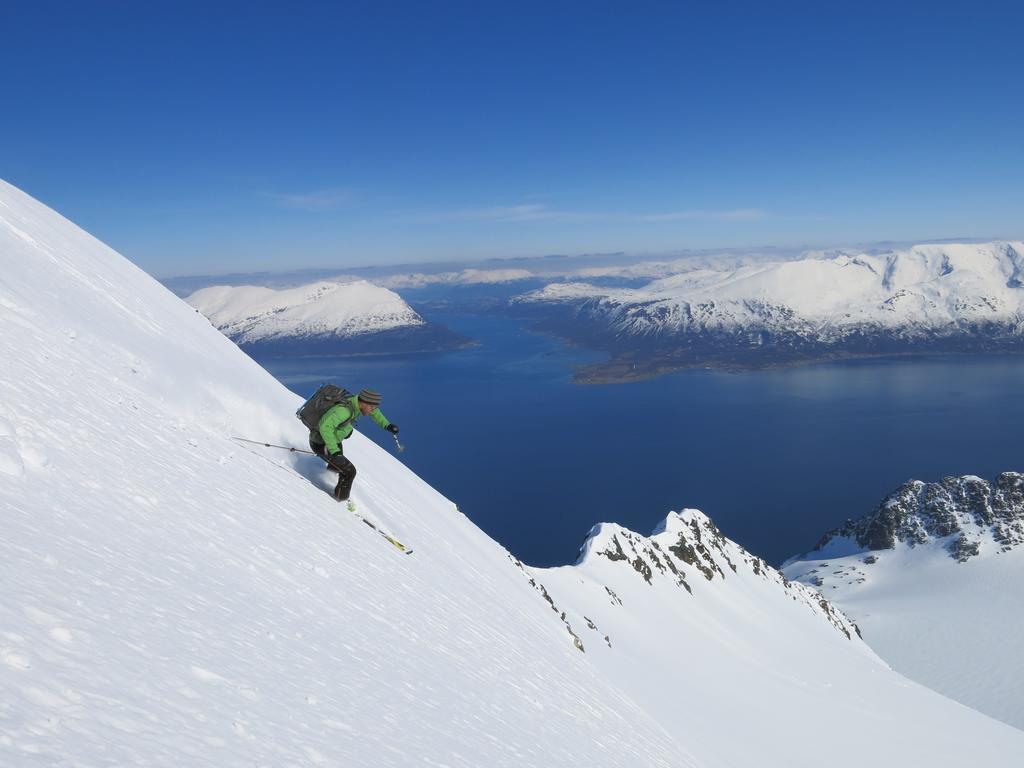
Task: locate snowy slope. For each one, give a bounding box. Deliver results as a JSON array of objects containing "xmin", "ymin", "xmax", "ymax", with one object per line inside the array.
[
  {"xmin": 187, "ymin": 280, "xmax": 425, "ymax": 343},
  {"xmin": 518, "ymin": 242, "xmax": 1024, "ymax": 350},
  {"xmin": 783, "ymin": 473, "xmax": 1024, "ymax": 730},
  {"xmin": 0, "ymin": 180, "xmax": 689, "ymax": 766},
  {"xmin": 2, "ymin": 179, "xmax": 1023, "ymax": 766},
  {"xmin": 538, "ymin": 510, "xmax": 1024, "ymax": 766}
]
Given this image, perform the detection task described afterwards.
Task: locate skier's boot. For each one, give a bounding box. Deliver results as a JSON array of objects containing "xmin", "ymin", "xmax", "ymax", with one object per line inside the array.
[
  {"xmin": 334, "ymin": 480, "xmax": 356, "ymax": 511},
  {"xmin": 332, "ymin": 477, "xmax": 349, "ymax": 502}
]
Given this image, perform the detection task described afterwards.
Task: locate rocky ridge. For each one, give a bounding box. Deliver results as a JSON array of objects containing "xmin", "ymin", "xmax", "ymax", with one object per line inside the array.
[
  {"xmin": 571, "ymin": 509, "xmax": 861, "ymax": 641},
  {"xmin": 809, "ymin": 473, "xmax": 1024, "ymax": 563}
]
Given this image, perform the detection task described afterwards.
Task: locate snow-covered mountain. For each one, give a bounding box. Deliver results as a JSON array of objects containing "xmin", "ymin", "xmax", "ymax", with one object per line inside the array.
[
  {"xmin": 187, "ymin": 281, "xmax": 465, "ymax": 355},
  {"xmin": 516, "ymin": 242, "xmax": 1024, "ymax": 375},
  {"xmin": 783, "ymin": 472, "xmax": 1024, "ymax": 730},
  {"xmin": 188, "ymin": 280, "xmax": 424, "ymax": 341},
  {"xmin": 3, "ymin": 178, "xmax": 1024, "ymax": 766}
]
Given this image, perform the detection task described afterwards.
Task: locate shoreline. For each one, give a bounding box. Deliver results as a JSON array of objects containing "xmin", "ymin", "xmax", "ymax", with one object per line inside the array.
[{"xmin": 554, "ymin": 340, "xmax": 1024, "ymax": 384}]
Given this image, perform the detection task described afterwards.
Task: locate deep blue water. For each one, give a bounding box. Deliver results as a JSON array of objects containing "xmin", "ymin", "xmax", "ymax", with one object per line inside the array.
[{"xmin": 257, "ymin": 311, "xmax": 1024, "ymax": 568}]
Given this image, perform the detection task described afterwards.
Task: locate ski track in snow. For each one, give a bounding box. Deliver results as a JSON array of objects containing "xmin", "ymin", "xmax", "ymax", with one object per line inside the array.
[{"xmin": 2, "ymin": 177, "xmax": 1024, "ymax": 766}]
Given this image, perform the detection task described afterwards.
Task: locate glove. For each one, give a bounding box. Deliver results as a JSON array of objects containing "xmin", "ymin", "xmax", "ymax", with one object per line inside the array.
[
  {"xmin": 330, "ymin": 450, "xmax": 344, "ymax": 461},
  {"xmin": 386, "ymin": 423, "xmax": 400, "ymax": 435}
]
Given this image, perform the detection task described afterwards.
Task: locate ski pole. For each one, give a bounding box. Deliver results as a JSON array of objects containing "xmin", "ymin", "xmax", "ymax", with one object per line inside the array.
[
  {"xmin": 231, "ymin": 436, "xmax": 318, "ymax": 455},
  {"xmin": 392, "ymin": 433, "xmax": 406, "ymax": 453}
]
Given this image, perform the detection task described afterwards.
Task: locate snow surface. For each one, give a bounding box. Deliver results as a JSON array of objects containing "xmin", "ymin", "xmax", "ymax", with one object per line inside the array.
[
  {"xmin": 540, "ymin": 510, "xmax": 1024, "ymax": 766},
  {"xmin": 187, "ymin": 280, "xmax": 424, "ymax": 343},
  {"xmin": 0, "ymin": 180, "xmax": 684, "ymax": 766},
  {"xmin": 786, "ymin": 545, "xmax": 1024, "ymax": 731},
  {"xmin": 518, "ymin": 242, "xmax": 1024, "ymax": 341},
  {"xmin": 2, "ymin": 178, "xmax": 1024, "ymax": 766},
  {"xmin": 784, "ymin": 476, "xmax": 1024, "ymax": 730}
]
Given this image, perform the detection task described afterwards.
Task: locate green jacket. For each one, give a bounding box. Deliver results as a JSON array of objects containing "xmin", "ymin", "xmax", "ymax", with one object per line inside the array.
[{"xmin": 317, "ymin": 396, "xmax": 391, "ymax": 454}]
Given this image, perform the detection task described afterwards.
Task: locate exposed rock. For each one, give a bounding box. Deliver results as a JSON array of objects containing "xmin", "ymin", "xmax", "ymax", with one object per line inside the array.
[
  {"xmin": 601, "ymin": 535, "xmax": 629, "ymax": 562},
  {"xmin": 507, "ymin": 554, "xmax": 586, "ymax": 652},
  {"xmin": 950, "ymin": 536, "xmax": 981, "ymax": 563},
  {"xmin": 604, "ymin": 586, "xmax": 623, "ymax": 606},
  {"xmin": 813, "ymin": 473, "xmax": 1024, "ymax": 562},
  {"xmin": 631, "ymin": 555, "xmax": 653, "ymax": 584},
  {"xmin": 580, "ymin": 511, "xmax": 859, "ymax": 641},
  {"xmin": 667, "ymin": 520, "xmax": 726, "ymax": 582}
]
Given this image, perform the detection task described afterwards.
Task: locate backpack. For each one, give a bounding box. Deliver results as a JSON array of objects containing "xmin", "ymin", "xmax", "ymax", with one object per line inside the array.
[{"xmin": 296, "ymin": 384, "xmax": 354, "ymax": 432}]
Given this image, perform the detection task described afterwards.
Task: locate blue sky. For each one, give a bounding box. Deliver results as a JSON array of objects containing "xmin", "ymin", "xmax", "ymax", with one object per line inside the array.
[{"xmin": 2, "ymin": 1, "xmax": 1021, "ymax": 277}]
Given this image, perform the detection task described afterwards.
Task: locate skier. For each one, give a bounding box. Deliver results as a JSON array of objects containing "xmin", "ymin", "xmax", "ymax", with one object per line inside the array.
[{"xmin": 308, "ymin": 388, "xmax": 399, "ymax": 502}]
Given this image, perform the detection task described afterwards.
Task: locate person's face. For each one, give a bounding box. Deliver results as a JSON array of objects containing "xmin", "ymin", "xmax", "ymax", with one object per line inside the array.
[{"xmin": 358, "ymin": 400, "xmax": 375, "ymax": 415}]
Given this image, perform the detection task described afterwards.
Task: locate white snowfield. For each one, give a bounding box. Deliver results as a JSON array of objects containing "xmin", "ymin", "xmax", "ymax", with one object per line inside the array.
[
  {"xmin": 519, "ymin": 242, "xmax": 1024, "ymax": 340},
  {"xmin": 784, "ymin": 475, "xmax": 1024, "ymax": 731},
  {"xmin": 786, "ymin": 545, "xmax": 1024, "ymax": 732},
  {"xmin": 187, "ymin": 280, "xmax": 425, "ymax": 343},
  {"xmin": 1, "ymin": 177, "xmax": 1023, "ymax": 766}
]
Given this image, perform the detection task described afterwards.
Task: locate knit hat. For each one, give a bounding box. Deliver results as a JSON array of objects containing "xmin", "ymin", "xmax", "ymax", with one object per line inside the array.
[{"xmin": 357, "ymin": 389, "xmax": 382, "ymax": 406}]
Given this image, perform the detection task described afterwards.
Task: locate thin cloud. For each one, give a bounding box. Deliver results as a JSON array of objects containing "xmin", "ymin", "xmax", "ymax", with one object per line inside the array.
[
  {"xmin": 634, "ymin": 208, "xmax": 769, "ymax": 222},
  {"xmin": 264, "ymin": 187, "xmax": 355, "ymax": 211},
  {"xmin": 437, "ymin": 204, "xmax": 594, "ymax": 222},
  {"xmin": 424, "ymin": 203, "xmax": 771, "ymax": 223}
]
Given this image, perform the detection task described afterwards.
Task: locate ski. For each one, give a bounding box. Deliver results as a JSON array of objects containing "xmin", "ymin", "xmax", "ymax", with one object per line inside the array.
[
  {"xmin": 232, "ymin": 441, "xmax": 412, "ymax": 553},
  {"xmin": 347, "ymin": 501, "xmax": 413, "ymax": 555}
]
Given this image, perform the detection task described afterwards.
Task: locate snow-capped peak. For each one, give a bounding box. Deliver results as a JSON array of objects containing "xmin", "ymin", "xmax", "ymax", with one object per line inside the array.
[
  {"xmin": 574, "ymin": 508, "xmax": 860, "ymax": 640},
  {"xmin": 799, "ymin": 472, "xmax": 1024, "ymax": 563},
  {"xmin": 650, "ymin": 506, "xmax": 712, "ymax": 534},
  {"xmin": 187, "ymin": 279, "xmax": 425, "ymax": 344}
]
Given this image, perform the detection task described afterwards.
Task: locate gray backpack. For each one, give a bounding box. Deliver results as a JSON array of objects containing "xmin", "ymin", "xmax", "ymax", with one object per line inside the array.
[{"xmin": 296, "ymin": 384, "xmax": 354, "ymax": 432}]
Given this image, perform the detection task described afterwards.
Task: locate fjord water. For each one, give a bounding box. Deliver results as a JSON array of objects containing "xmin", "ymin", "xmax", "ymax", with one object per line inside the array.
[{"xmin": 257, "ymin": 311, "xmax": 1024, "ymax": 568}]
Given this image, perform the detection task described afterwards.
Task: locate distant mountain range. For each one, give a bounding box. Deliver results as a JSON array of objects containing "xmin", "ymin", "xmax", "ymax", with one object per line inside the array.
[
  {"xmin": 514, "ymin": 242, "xmax": 1024, "ymax": 380},
  {"xmin": 187, "ymin": 281, "xmax": 469, "ymax": 356},
  {"xmin": 784, "ymin": 472, "xmax": 1024, "ymax": 730}
]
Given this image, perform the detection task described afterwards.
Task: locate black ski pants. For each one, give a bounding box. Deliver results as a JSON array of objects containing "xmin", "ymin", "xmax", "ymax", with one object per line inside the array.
[{"xmin": 309, "ymin": 433, "xmax": 357, "ymax": 499}]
